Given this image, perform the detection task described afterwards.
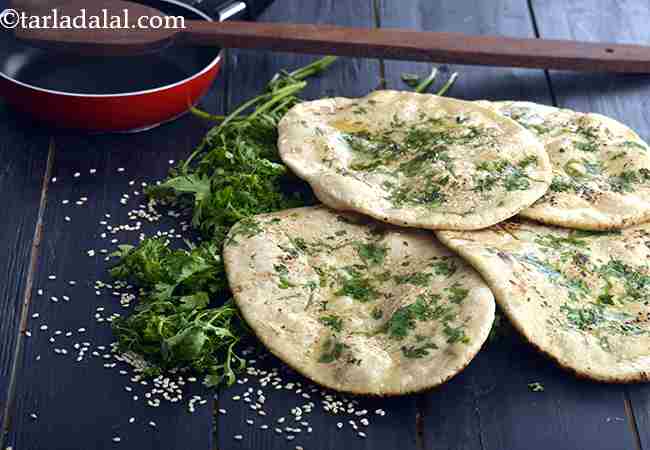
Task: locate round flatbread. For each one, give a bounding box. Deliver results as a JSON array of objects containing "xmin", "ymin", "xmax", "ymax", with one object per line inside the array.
[
  {"xmin": 224, "ymin": 206, "xmax": 495, "ymax": 395},
  {"xmin": 278, "ymin": 91, "xmax": 551, "ymax": 231},
  {"xmin": 437, "ymin": 221, "xmax": 650, "ymax": 382},
  {"xmin": 479, "ymin": 101, "xmax": 650, "ymax": 230}
]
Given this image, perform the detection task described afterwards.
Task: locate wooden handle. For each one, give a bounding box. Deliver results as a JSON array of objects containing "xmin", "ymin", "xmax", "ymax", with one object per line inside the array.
[{"xmin": 185, "ymin": 20, "xmax": 650, "ymax": 73}]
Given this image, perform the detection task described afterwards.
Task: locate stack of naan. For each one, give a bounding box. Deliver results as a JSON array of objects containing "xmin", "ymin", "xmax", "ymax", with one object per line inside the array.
[{"xmin": 224, "ymin": 91, "xmax": 650, "ymax": 395}]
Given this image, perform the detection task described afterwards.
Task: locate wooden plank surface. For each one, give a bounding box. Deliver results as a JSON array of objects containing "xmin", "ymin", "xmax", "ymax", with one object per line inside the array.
[
  {"xmin": 532, "ymin": 1, "xmax": 650, "ymax": 449},
  {"xmin": 0, "ymin": 107, "xmax": 49, "ymax": 439},
  {"xmin": 214, "ymin": 2, "xmax": 419, "ymax": 450},
  {"xmin": 378, "ymin": 0, "xmax": 552, "ymax": 101},
  {"xmin": 380, "ymin": 1, "xmax": 637, "ymax": 449},
  {"xmin": 4, "ymin": 91, "xmax": 223, "ymax": 449}
]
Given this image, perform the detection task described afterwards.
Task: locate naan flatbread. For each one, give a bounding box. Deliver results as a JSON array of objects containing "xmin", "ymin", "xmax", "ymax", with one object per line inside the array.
[
  {"xmin": 279, "ymin": 91, "xmax": 551, "ymax": 231},
  {"xmin": 437, "ymin": 221, "xmax": 650, "ymax": 382},
  {"xmin": 224, "ymin": 206, "xmax": 495, "ymax": 395},
  {"xmin": 480, "ymin": 101, "xmax": 650, "ymax": 230}
]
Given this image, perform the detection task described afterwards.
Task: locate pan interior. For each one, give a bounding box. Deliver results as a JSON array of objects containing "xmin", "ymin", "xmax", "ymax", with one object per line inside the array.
[{"xmin": 0, "ymin": 0, "xmax": 220, "ymax": 95}]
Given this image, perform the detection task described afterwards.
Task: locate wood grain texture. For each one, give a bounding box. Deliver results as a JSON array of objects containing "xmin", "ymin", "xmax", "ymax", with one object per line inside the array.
[
  {"xmin": 4, "ymin": 87, "xmax": 224, "ymax": 450},
  {"xmin": 186, "ymin": 21, "xmax": 650, "ymax": 73},
  {"xmin": 532, "ymin": 2, "xmax": 650, "ymax": 449},
  {"xmin": 0, "ymin": 106, "xmax": 49, "ymax": 436},
  {"xmin": 215, "ymin": 2, "xmax": 418, "ymax": 449},
  {"xmin": 378, "ymin": 0, "xmax": 552, "ymax": 102},
  {"xmin": 380, "ymin": 1, "xmax": 636, "ymax": 449},
  {"xmin": 423, "ymin": 335, "xmax": 635, "ymax": 450}
]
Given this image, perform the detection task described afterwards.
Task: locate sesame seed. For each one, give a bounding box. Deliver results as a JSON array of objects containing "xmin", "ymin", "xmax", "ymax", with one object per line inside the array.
[
  {"xmin": 48, "ymin": 275, "xmax": 56, "ymax": 280},
  {"xmin": 233, "ymin": 435, "xmax": 243, "ymax": 441},
  {"xmin": 30, "ymin": 413, "xmax": 38, "ymax": 419},
  {"xmin": 117, "ymin": 168, "xmax": 125, "ymax": 173},
  {"xmin": 148, "ymin": 421, "xmax": 157, "ymax": 427},
  {"xmin": 112, "ymin": 437, "xmax": 121, "ymax": 443},
  {"xmin": 358, "ymin": 432, "xmax": 367, "ymax": 438},
  {"xmin": 129, "ymin": 417, "xmax": 135, "ymax": 423},
  {"xmin": 73, "ymin": 172, "xmax": 81, "ymax": 178}
]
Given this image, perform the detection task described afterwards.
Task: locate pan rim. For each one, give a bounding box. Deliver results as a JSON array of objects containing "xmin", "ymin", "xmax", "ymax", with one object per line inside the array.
[{"xmin": 0, "ymin": 0, "xmax": 222, "ymax": 98}]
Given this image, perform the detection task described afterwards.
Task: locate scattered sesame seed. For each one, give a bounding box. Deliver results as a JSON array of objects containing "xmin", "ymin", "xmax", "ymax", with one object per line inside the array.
[
  {"xmin": 112, "ymin": 436, "xmax": 121, "ymax": 443},
  {"xmin": 73, "ymin": 172, "xmax": 81, "ymax": 178},
  {"xmin": 117, "ymin": 168, "xmax": 125, "ymax": 173},
  {"xmin": 48, "ymin": 275, "xmax": 56, "ymax": 280},
  {"xmin": 129, "ymin": 417, "xmax": 135, "ymax": 423}
]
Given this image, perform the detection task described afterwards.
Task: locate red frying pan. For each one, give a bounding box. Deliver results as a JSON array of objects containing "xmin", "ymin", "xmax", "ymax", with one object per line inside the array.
[{"xmin": 0, "ymin": 0, "xmax": 273, "ymax": 132}]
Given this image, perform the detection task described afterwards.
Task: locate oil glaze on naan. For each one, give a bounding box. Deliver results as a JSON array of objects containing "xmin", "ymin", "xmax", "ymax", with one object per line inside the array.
[
  {"xmin": 279, "ymin": 91, "xmax": 551, "ymax": 231},
  {"xmin": 224, "ymin": 206, "xmax": 495, "ymax": 395}
]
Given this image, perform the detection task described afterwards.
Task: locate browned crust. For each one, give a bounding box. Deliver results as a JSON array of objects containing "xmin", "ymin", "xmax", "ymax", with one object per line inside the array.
[{"xmin": 436, "ymin": 231, "xmax": 650, "ymax": 384}]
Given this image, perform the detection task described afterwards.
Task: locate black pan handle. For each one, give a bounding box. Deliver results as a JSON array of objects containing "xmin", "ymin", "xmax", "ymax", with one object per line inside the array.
[{"xmin": 187, "ymin": 0, "xmax": 275, "ymax": 21}]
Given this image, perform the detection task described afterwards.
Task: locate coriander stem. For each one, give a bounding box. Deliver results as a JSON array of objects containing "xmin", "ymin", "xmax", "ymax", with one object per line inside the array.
[
  {"xmin": 414, "ymin": 67, "xmax": 438, "ymax": 93},
  {"xmin": 189, "ymin": 105, "xmax": 227, "ymax": 122},
  {"xmin": 248, "ymin": 82, "xmax": 306, "ymax": 120},
  {"xmin": 436, "ymin": 72, "xmax": 459, "ymax": 96},
  {"xmin": 289, "ymin": 56, "xmax": 338, "ymax": 81}
]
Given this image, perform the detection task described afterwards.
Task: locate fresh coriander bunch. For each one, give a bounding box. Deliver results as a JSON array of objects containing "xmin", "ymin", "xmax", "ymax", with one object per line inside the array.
[
  {"xmin": 148, "ymin": 56, "xmax": 338, "ymax": 242},
  {"xmin": 110, "ymin": 240, "xmax": 248, "ymax": 386},
  {"xmin": 110, "ymin": 57, "xmax": 337, "ymax": 388}
]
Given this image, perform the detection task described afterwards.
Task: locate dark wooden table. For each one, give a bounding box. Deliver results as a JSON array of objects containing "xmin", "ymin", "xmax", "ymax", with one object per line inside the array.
[{"xmin": 1, "ymin": 1, "xmax": 650, "ymax": 449}]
